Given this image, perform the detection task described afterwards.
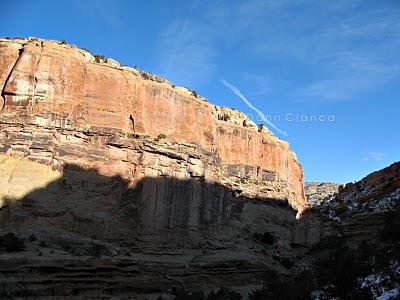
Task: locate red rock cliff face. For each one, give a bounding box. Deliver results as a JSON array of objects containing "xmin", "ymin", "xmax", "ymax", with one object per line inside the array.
[{"xmin": 0, "ymin": 37, "xmax": 305, "ymax": 211}]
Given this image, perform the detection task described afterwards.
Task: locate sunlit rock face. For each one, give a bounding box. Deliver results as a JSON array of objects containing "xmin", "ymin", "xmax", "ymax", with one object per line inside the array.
[
  {"xmin": 0, "ymin": 155, "xmax": 61, "ymax": 205},
  {"xmin": 0, "ymin": 37, "xmax": 306, "ymax": 212},
  {"xmin": 0, "ymin": 37, "xmax": 308, "ymax": 297}
]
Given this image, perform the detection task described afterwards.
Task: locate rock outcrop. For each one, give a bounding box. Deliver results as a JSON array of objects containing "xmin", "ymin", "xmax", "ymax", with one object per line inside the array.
[
  {"xmin": 321, "ymin": 162, "xmax": 400, "ymax": 246},
  {"xmin": 0, "ymin": 37, "xmax": 305, "ymax": 298},
  {"xmin": 334, "ymin": 162, "xmax": 400, "ymax": 211},
  {"xmin": 1, "ymin": 36, "xmax": 396, "ymax": 299},
  {"xmin": 305, "ymin": 182, "xmax": 341, "ymax": 207},
  {"xmin": 294, "ymin": 163, "xmax": 400, "ymax": 250},
  {"xmin": 0, "ymin": 37, "xmax": 305, "ymax": 212},
  {"xmin": 301, "ymin": 163, "xmax": 400, "ymax": 299},
  {"xmin": 309, "ymin": 162, "xmax": 400, "ymax": 222}
]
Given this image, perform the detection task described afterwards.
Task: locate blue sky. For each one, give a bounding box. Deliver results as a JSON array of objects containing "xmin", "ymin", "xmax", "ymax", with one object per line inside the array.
[{"xmin": 1, "ymin": 0, "xmax": 399, "ymax": 183}]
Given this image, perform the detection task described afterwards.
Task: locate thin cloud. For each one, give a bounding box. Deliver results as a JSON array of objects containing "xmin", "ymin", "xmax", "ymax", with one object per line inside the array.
[
  {"xmin": 164, "ymin": 0, "xmax": 199, "ymax": 78},
  {"xmin": 73, "ymin": 0, "xmax": 123, "ymax": 28},
  {"xmin": 159, "ymin": 0, "xmax": 400, "ymax": 101},
  {"xmin": 295, "ymin": 48, "xmax": 400, "ymax": 102},
  {"xmin": 242, "ymin": 73, "xmax": 271, "ymax": 96},
  {"xmin": 158, "ymin": 1, "xmax": 216, "ymax": 86},
  {"xmin": 221, "ymin": 79, "xmax": 287, "ymax": 136},
  {"xmin": 362, "ymin": 152, "xmax": 387, "ymax": 161}
]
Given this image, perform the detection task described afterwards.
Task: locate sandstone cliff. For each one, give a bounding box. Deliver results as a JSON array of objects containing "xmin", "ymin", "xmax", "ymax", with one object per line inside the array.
[
  {"xmin": 0, "ymin": 37, "xmax": 399, "ymax": 299},
  {"xmin": 0, "ymin": 37, "xmax": 305, "ymax": 212},
  {"xmin": 0, "ymin": 37, "xmax": 306, "ymax": 298}
]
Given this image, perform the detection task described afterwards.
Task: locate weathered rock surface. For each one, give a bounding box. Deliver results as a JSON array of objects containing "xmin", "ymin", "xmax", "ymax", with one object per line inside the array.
[
  {"xmin": 301, "ymin": 164, "xmax": 400, "ymax": 299},
  {"xmin": 295, "ymin": 162, "xmax": 400, "ymax": 249},
  {"xmin": 324, "ymin": 162, "xmax": 400, "ymax": 246},
  {"xmin": 0, "ymin": 37, "xmax": 305, "ymax": 212},
  {"xmin": 334, "ymin": 162, "xmax": 400, "ymax": 209},
  {"xmin": 0, "ymin": 37, "xmax": 305, "ymax": 298},
  {"xmin": 313, "ymin": 162, "xmax": 400, "ymax": 221},
  {"xmin": 1, "ymin": 36, "xmax": 397, "ymax": 299},
  {"xmin": 305, "ymin": 182, "xmax": 341, "ymax": 207}
]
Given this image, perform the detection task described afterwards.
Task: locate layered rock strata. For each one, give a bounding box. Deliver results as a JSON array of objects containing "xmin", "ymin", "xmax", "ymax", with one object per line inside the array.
[
  {"xmin": 0, "ymin": 37, "xmax": 306, "ymax": 298},
  {"xmin": 0, "ymin": 37, "xmax": 305, "ymax": 212},
  {"xmin": 295, "ymin": 162, "xmax": 400, "ymax": 248}
]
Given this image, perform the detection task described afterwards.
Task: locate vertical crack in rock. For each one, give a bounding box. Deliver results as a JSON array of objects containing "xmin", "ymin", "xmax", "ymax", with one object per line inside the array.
[
  {"xmin": 32, "ymin": 41, "xmax": 44, "ymax": 102},
  {"xmin": 122, "ymin": 71, "xmax": 136, "ymax": 131},
  {"xmin": 1, "ymin": 45, "xmax": 25, "ymax": 111}
]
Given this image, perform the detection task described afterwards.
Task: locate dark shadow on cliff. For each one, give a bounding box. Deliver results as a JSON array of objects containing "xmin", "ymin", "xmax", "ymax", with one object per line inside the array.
[
  {"xmin": 0, "ymin": 163, "xmax": 300, "ymax": 298},
  {"xmin": 2, "ymin": 163, "xmax": 399, "ymax": 299},
  {"xmin": 0, "ymin": 162, "xmax": 297, "ymax": 252}
]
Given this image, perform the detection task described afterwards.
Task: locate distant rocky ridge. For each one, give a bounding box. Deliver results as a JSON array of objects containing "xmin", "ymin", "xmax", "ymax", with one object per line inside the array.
[
  {"xmin": 305, "ymin": 182, "xmax": 341, "ymax": 206},
  {"xmin": 292, "ymin": 163, "xmax": 399, "ymax": 300},
  {"xmin": 305, "ymin": 162, "xmax": 400, "ymax": 222},
  {"xmin": 333, "ymin": 162, "xmax": 400, "ymax": 213}
]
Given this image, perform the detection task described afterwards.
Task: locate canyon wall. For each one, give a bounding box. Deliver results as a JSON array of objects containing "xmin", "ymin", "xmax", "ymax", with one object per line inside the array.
[
  {"xmin": 1, "ymin": 37, "xmax": 398, "ymax": 298},
  {"xmin": 0, "ymin": 38, "xmax": 308, "ymax": 297},
  {"xmin": 0, "ymin": 37, "xmax": 305, "ymax": 213},
  {"xmin": 294, "ymin": 162, "xmax": 400, "ymax": 248}
]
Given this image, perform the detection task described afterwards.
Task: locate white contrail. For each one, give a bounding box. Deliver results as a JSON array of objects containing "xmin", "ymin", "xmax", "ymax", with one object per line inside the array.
[
  {"xmin": 221, "ymin": 79, "xmax": 288, "ymax": 136},
  {"xmin": 165, "ymin": 0, "xmax": 198, "ymax": 78}
]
